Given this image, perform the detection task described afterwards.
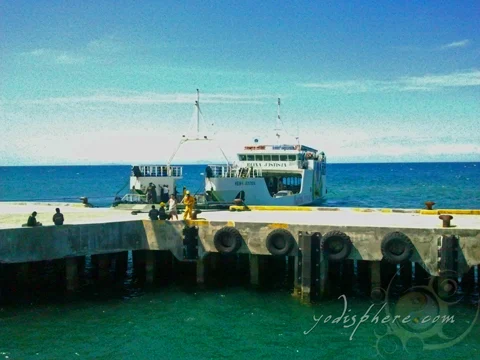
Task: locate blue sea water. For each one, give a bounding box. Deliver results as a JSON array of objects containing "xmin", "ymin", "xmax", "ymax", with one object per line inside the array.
[
  {"xmin": 0, "ymin": 162, "xmax": 479, "ymax": 208},
  {"xmin": 0, "ymin": 162, "xmax": 479, "ymax": 359}
]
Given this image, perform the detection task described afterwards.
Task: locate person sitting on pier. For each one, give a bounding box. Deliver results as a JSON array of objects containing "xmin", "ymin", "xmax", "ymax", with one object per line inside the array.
[
  {"xmin": 181, "ymin": 190, "xmax": 195, "ymax": 220},
  {"xmin": 52, "ymin": 208, "xmax": 64, "ymax": 226},
  {"xmin": 148, "ymin": 205, "xmax": 159, "ymax": 220},
  {"xmin": 158, "ymin": 202, "xmax": 168, "ymax": 220},
  {"xmin": 27, "ymin": 211, "xmax": 42, "ymax": 227}
]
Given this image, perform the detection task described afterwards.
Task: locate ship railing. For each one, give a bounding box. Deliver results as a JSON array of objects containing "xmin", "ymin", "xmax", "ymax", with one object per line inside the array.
[
  {"xmin": 207, "ymin": 165, "xmax": 262, "ymax": 178},
  {"xmin": 131, "ymin": 165, "xmax": 183, "ymax": 177},
  {"xmin": 207, "ymin": 165, "xmax": 235, "ymax": 178},
  {"xmin": 121, "ymin": 193, "xmax": 147, "ymax": 203}
]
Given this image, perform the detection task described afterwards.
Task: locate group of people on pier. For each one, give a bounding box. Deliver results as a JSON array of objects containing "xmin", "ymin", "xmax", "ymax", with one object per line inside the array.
[
  {"xmin": 24, "ymin": 187, "xmax": 196, "ymax": 226},
  {"xmin": 26, "ymin": 208, "xmax": 64, "ymax": 227},
  {"xmin": 148, "ymin": 188, "xmax": 195, "ymax": 221},
  {"xmin": 145, "ymin": 183, "xmax": 178, "ymax": 204}
]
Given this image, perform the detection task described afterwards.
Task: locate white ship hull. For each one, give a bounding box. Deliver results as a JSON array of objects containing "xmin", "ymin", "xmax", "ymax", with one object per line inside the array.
[{"xmin": 205, "ymin": 161, "xmax": 327, "ymax": 206}]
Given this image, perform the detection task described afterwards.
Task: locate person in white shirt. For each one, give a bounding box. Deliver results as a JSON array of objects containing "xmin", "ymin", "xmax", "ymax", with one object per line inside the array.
[
  {"xmin": 163, "ymin": 185, "xmax": 169, "ymax": 202},
  {"xmin": 167, "ymin": 194, "xmax": 178, "ymax": 220}
]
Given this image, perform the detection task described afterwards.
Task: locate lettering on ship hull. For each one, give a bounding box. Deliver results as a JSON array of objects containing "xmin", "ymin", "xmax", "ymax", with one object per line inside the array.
[
  {"xmin": 245, "ymin": 162, "xmax": 288, "ymax": 168},
  {"xmin": 235, "ymin": 181, "xmax": 256, "ymax": 186}
]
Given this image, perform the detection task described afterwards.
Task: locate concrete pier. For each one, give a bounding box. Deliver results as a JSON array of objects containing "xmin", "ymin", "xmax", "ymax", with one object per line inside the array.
[{"xmin": 0, "ymin": 202, "xmax": 479, "ymax": 302}]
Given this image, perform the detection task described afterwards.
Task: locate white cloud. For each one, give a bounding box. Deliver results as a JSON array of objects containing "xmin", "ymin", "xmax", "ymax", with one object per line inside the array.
[
  {"xmin": 440, "ymin": 39, "xmax": 471, "ymax": 50},
  {"xmin": 86, "ymin": 35, "xmax": 124, "ymax": 54},
  {"xmin": 299, "ymin": 70, "xmax": 480, "ymax": 93},
  {"xmin": 19, "ymin": 35, "xmax": 123, "ymax": 66},
  {"xmin": 22, "ymin": 92, "xmax": 273, "ymax": 105},
  {"xmin": 22, "ymin": 48, "xmax": 85, "ymax": 64}
]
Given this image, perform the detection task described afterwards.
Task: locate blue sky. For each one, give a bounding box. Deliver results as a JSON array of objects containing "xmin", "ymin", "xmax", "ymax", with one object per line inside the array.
[{"xmin": 1, "ymin": 0, "xmax": 479, "ymax": 165}]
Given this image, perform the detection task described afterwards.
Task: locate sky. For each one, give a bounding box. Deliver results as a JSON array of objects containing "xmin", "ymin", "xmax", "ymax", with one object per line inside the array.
[{"xmin": 1, "ymin": 0, "xmax": 479, "ymax": 165}]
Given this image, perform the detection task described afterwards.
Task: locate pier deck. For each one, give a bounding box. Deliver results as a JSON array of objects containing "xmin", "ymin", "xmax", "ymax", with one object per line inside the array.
[
  {"xmin": 1, "ymin": 202, "xmax": 480, "ymax": 230},
  {"xmin": 1, "ymin": 202, "xmax": 479, "ymax": 301}
]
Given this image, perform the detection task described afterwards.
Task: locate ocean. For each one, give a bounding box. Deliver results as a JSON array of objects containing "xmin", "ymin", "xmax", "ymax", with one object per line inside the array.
[
  {"xmin": 0, "ymin": 162, "xmax": 479, "ymax": 359},
  {"xmin": 0, "ymin": 162, "xmax": 479, "ymax": 208}
]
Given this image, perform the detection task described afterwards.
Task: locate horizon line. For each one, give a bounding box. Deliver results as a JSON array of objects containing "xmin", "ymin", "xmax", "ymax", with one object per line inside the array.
[{"xmin": 1, "ymin": 160, "xmax": 479, "ymax": 167}]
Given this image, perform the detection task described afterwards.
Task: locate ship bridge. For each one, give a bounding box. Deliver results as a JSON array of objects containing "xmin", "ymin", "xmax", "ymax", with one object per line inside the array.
[{"xmin": 236, "ymin": 144, "xmax": 324, "ymax": 169}]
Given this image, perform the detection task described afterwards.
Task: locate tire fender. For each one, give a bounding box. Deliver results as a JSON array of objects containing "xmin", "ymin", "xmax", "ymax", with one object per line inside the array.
[
  {"xmin": 213, "ymin": 226, "xmax": 243, "ymax": 254},
  {"xmin": 266, "ymin": 228, "xmax": 295, "ymax": 256},
  {"xmin": 321, "ymin": 231, "xmax": 352, "ymax": 261},
  {"xmin": 381, "ymin": 232, "xmax": 414, "ymax": 264}
]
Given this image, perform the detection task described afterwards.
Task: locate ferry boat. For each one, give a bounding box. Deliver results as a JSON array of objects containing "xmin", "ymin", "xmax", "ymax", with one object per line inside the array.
[
  {"xmin": 115, "ymin": 92, "xmax": 327, "ymax": 208},
  {"xmin": 204, "ymin": 100, "xmax": 327, "ymax": 206},
  {"xmin": 115, "ymin": 89, "xmax": 229, "ymax": 208}
]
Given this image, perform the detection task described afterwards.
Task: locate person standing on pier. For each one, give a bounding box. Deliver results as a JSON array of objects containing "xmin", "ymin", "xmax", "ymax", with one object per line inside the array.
[
  {"xmin": 159, "ymin": 185, "xmax": 165, "ymax": 203},
  {"xmin": 181, "ymin": 190, "xmax": 195, "ymax": 220},
  {"xmin": 146, "ymin": 183, "xmax": 153, "ymax": 204},
  {"xmin": 151, "ymin": 184, "xmax": 158, "ymax": 203},
  {"xmin": 148, "ymin": 205, "xmax": 159, "ymax": 220},
  {"xmin": 168, "ymin": 194, "xmax": 178, "ymax": 220},
  {"xmin": 27, "ymin": 211, "xmax": 42, "ymax": 227},
  {"xmin": 163, "ymin": 184, "xmax": 169, "ymax": 202},
  {"xmin": 52, "ymin": 208, "xmax": 64, "ymax": 225}
]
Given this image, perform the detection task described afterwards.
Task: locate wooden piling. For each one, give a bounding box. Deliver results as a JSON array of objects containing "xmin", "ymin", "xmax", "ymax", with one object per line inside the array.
[
  {"xmin": 328, "ymin": 261, "xmax": 342, "ymax": 296},
  {"xmin": 293, "ymin": 250, "xmax": 302, "ymax": 296},
  {"xmin": 414, "ymin": 263, "xmax": 431, "ymax": 286},
  {"xmin": 114, "ymin": 251, "xmax": 129, "ymax": 278},
  {"xmin": 370, "ymin": 261, "xmax": 383, "ymax": 301},
  {"xmin": 132, "ymin": 250, "xmax": 146, "ymax": 278},
  {"xmin": 196, "ymin": 256, "xmax": 207, "ymax": 285},
  {"xmin": 92, "ymin": 254, "xmax": 111, "ymax": 282},
  {"xmin": 250, "ymin": 254, "xmax": 266, "ymax": 287},
  {"xmin": 460, "ymin": 266, "xmax": 476, "ymax": 294},
  {"xmin": 297, "ymin": 232, "xmax": 311, "ymax": 301},
  {"xmin": 380, "ymin": 260, "xmax": 398, "ymax": 290},
  {"xmin": 357, "ymin": 260, "xmax": 370, "ymax": 296},
  {"xmin": 16, "ymin": 262, "xmax": 30, "ymax": 285},
  {"xmin": 145, "ymin": 251, "xmax": 157, "ymax": 284},
  {"xmin": 399, "ymin": 262, "xmax": 413, "ymax": 289},
  {"xmin": 156, "ymin": 251, "xmax": 173, "ymax": 284},
  {"xmin": 65, "ymin": 257, "xmax": 79, "ymax": 292},
  {"xmin": 342, "ymin": 260, "xmax": 355, "ymax": 295}
]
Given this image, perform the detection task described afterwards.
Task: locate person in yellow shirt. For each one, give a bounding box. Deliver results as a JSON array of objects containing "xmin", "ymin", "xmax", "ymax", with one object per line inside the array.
[{"xmin": 181, "ymin": 190, "xmax": 195, "ymax": 220}]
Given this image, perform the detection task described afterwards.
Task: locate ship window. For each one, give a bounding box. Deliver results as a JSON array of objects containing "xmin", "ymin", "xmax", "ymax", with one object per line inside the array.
[
  {"xmin": 280, "ymin": 155, "xmax": 288, "ymax": 161},
  {"xmin": 255, "ymin": 155, "xmax": 263, "ymax": 161},
  {"xmin": 247, "ymin": 155, "xmax": 254, "ymax": 161},
  {"xmin": 271, "ymin": 155, "xmax": 279, "ymax": 161},
  {"xmin": 239, "ymin": 154, "xmax": 246, "ymax": 161},
  {"xmin": 263, "ymin": 155, "xmax": 271, "ymax": 161},
  {"xmin": 288, "ymin": 155, "xmax": 296, "ymax": 161}
]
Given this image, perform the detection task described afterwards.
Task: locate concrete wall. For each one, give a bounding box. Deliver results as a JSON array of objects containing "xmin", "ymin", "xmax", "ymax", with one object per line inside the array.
[{"xmin": 1, "ymin": 219, "xmax": 479, "ymax": 276}]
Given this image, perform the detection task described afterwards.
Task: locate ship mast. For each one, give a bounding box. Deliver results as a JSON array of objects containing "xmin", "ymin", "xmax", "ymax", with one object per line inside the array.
[
  {"xmin": 167, "ymin": 89, "xmax": 230, "ymax": 166},
  {"xmin": 195, "ymin": 88, "xmax": 200, "ymax": 139},
  {"xmin": 275, "ymin": 98, "xmax": 281, "ymax": 143}
]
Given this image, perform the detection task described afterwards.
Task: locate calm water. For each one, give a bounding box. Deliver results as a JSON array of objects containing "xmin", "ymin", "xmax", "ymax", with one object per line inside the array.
[
  {"xmin": 0, "ymin": 163, "xmax": 479, "ymax": 359},
  {"xmin": 0, "ymin": 162, "xmax": 479, "ymax": 208}
]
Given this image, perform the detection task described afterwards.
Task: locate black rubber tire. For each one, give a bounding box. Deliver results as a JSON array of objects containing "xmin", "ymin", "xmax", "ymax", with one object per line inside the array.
[
  {"xmin": 213, "ymin": 227, "xmax": 243, "ymax": 254},
  {"xmin": 381, "ymin": 232, "xmax": 414, "ymax": 264},
  {"xmin": 266, "ymin": 228, "xmax": 295, "ymax": 256},
  {"xmin": 321, "ymin": 231, "xmax": 352, "ymax": 261}
]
